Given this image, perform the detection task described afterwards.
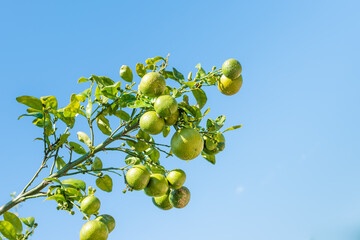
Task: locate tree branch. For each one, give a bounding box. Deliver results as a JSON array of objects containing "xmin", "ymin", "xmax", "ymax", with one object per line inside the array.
[{"xmin": 0, "ymin": 121, "xmax": 139, "ymax": 216}]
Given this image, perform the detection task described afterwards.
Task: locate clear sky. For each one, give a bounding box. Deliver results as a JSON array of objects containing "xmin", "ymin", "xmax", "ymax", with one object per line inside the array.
[{"xmin": 0, "ymin": 0, "xmax": 360, "ymax": 240}]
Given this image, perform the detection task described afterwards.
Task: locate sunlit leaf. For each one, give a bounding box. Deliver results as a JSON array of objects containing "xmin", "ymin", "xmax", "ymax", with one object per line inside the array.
[
  {"xmin": 69, "ymin": 141, "xmax": 87, "ymax": 155},
  {"xmin": 96, "ymin": 115, "xmax": 112, "ymax": 135},
  {"xmin": 96, "ymin": 175, "xmax": 113, "ymax": 192},
  {"xmin": 201, "ymin": 152, "xmax": 215, "ymax": 164},
  {"xmin": 61, "ymin": 179, "xmax": 86, "ymax": 191},
  {"xmin": 16, "ymin": 96, "xmax": 43, "ymax": 111},
  {"xmin": 222, "ymin": 125, "xmax": 243, "ymax": 133},
  {"xmin": 125, "ymin": 154, "xmax": 141, "ymax": 165},
  {"xmin": 0, "ymin": 221, "xmax": 17, "ymax": 240},
  {"xmin": 55, "ymin": 157, "xmax": 66, "ymax": 170},
  {"xmin": 145, "ymin": 56, "xmax": 165, "ymax": 65},
  {"xmin": 20, "ymin": 217, "xmax": 35, "ymax": 228},
  {"xmin": 45, "ymin": 194, "xmax": 66, "ymax": 202},
  {"xmin": 114, "ymin": 110, "xmax": 130, "ymax": 121},
  {"xmin": 91, "ymin": 157, "xmax": 103, "ymax": 173},
  {"xmin": 78, "ymin": 77, "xmax": 89, "ymax": 83},
  {"xmin": 192, "ymin": 89, "xmax": 207, "ymax": 109},
  {"xmin": 3, "ymin": 212, "xmax": 22, "ymax": 234},
  {"xmin": 127, "ymin": 99, "xmax": 152, "ymax": 109},
  {"xmin": 215, "ymin": 115, "xmax": 226, "ymax": 129},
  {"xmin": 77, "ymin": 131, "xmax": 91, "ymax": 147},
  {"xmin": 163, "ymin": 126, "xmax": 170, "ymax": 137},
  {"xmin": 173, "ymin": 68, "xmax": 185, "ymax": 81},
  {"xmin": 41, "ymin": 96, "xmax": 58, "ymax": 110},
  {"xmin": 136, "ymin": 63, "xmax": 147, "ymax": 77}
]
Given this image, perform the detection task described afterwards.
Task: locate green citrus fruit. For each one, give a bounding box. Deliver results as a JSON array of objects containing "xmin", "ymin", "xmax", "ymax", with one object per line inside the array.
[
  {"xmin": 119, "ymin": 65, "xmax": 133, "ymax": 82},
  {"xmin": 138, "ymin": 72, "xmax": 166, "ymax": 98},
  {"xmin": 171, "ymin": 128, "xmax": 204, "ymax": 160},
  {"xmin": 169, "ymin": 186, "xmax": 191, "ymax": 209},
  {"xmin": 167, "ymin": 169, "xmax": 186, "ymax": 189},
  {"xmin": 95, "ymin": 214, "xmax": 115, "ymax": 233},
  {"xmin": 144, "ymin": 174, "xmax": 169, "ymax": 197},
  {"xmin": 139, "ymin": 111, "xmax": 165, "ymax": 135},
  {"xmin": 204, "ymin": 137, "xmax": 217, "ymax": 151},
  {"xmin": 152, "ymin": 191, "xmax": 173, "ymax": 210},
  {"xmin": 222, "ymin": 58, "xmax": 242, "ymax": 79},
  {"xmin": 126, "ymin": 165, "xmax": 151, "ymax": 190},
  {"xmin": 80, "ymin": 220, "xmax": 109, "ymax": 240},
  {"xmin": 154, "ymin": 95, "xmax": 178, "ymax": 118},
  {"xmin": 164, "ymin": 109, "xmax": 179, "ymax": 126},
  {"xmin": 81, "ymin": 196, "xmax": 101, "ymax": 215},
  {"xmin": 217, "ymin": 74, "xmax": 243, "ymax": 96},
  {"xmin": 203, "ymin": 133, "xmax": 225, "ymax": 155}
]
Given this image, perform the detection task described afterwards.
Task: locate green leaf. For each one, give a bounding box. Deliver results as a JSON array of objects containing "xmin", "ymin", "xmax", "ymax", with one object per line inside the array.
[
  {"xmin": 78, "ymin": 77, "xmax": 90, "ymax": 83},
  {"xmin": 215, "ymin": 115, "xmax": 226, "ymax": 129},
  {"xmin": 20, "ymin": 217, "xmax": 35, "ymax": 228},
  {"xmin": 41, "ymin": 96, "xmax": 58, "ymax": 110},
  {"xmin": 114, "ymin": 110, "xmax": 130, "ymax": 121},
  {"xmin": 16, "ymin": 96, "xmax": 43, "ymax": 111},
  {"xmin": 119, "ymin": 93, "xmax": 137, "ymax": 107},
  {"xmin": 136, "ymin": 63, "xmax": 147, "ymax": 77},
  {"xmin": 162, "ymin": 71, "xmax": 176, "ymax": 80},
  {"xmin": 69, "ymin": 142, "xmax": 87, "ymax": 155},
  {"xmin": 127, "ymin": 99, "xmax": 152, "ymax": 109},
  {"xmin": 61, "ymin": 179, "xmax": 86, "ymax": 191},
  {"xmin": 45, "ymin": 194, "xmax": 66, "ymax": 202},
  {"xmin": 222, "ymin": 124, "xmax": 243, "ymax": 133},
  {"xmin": 203, "ymin": 108, "xmax": 210, "ymax": 117},
  {"xmin": 0, "ymin": 221, "xmax": 17, "ymax": 240},
  {"xmin": 96, "ymin": 175, "xmax": 113, "ymax": 192},
  {"xmin": 56, "ymin": 111, "xmax": 75, "ymax": 128},
  {"xmin": 101, "ymin": 81, "xmax": 121, "ymax": 99},
  {"xmin": 77, "ymin": 131, "xmax": 91, "ymax": 147},
  {"xmin": 178, "ymin": 103, "xmax": 200, "ymax": 119},
  {"xmin": 145, "ymin": 56, "xmax": 165, "ymax": 65},
  {"xmin": 91, "ymin": 157, "xmax": 103, "ymax": 173},
  {"xmin": 173, "ymin": 68, "xmax": 185, "ymax": 81},
  {"xmin": 86, "ymin": 99, "xmax": 92, "ymax": 118},
  {"xmin": 64, "ymin": 187, "xmax": 83, "ymax": 199},
  {"xmin": 192, "ymin": 89, "xmax": 207, "ymax": 109},
  {"xmin": 125, "ymin": 155, "xmax": 141, "ymax": 165},
  {"xmin": 63, "ymin": 94, "xmax": 81, "ymax": 118},
  {"xmin": 183, "ymin": 81, "xmax": 196, "ymax": 88},
  {"xmin": 119, "ymin": 65, "xmax": 133, "ymax": 82},
  {"xmin": 195, "ymin": 63, "xmax": 206, "ymax": 79},
  {"xmin": 96, "ymin": 115, "xmax": 112, "ymax": 135},
  {"xmin": 99, "ymin": 76, "xmax": 115, "ymax": 86},
  {"xmin": 145, "ymin": 148, "xmax": 160, "ymax": 162},
  {"xmin": 201, "ymin": 152, "xmax": 216, "ymax": 164},
  {"xmin": 206, "ymin": 119, "xmax": 216, "ymax": 132},
  {"xmin": 163, "ymin": 126, "xmax": 170, "ymax": 137},
  {"xmin": 55, "ymin": 157, "xmax": 66, "ymax": 170},
  {"xmin": 18, "ymin": 112, "xmax": 43, "ymax": 120},
  {"xmin": 56, "ymin": 133, "xmax": 70, "ymax": 148},
  {"xmin": 3, "ymin": 212, "xmax": 22, "ymax": 234}
]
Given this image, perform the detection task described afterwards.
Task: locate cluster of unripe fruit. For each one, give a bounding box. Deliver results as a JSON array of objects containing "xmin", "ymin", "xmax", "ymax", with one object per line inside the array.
[
  {"xmin": 137, "ymin": 71, "xmax": 205, "ymax": 161},
  {"xmin": 217, "ymin": 58, "xmax": 243, "ymax": 96},
  {"xmin": 126, "ymin": 165, "xmax": 190, "ymax": 210},
  {"xmin": 79, "ymin": 195, "xmax": 115, "ymax": 240}
]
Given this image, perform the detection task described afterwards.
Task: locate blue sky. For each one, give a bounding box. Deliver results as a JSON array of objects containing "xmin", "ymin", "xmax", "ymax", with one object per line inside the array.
[{"xmin": 0, "ymin": 0, "xmax": 360, "ymax": 239}]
